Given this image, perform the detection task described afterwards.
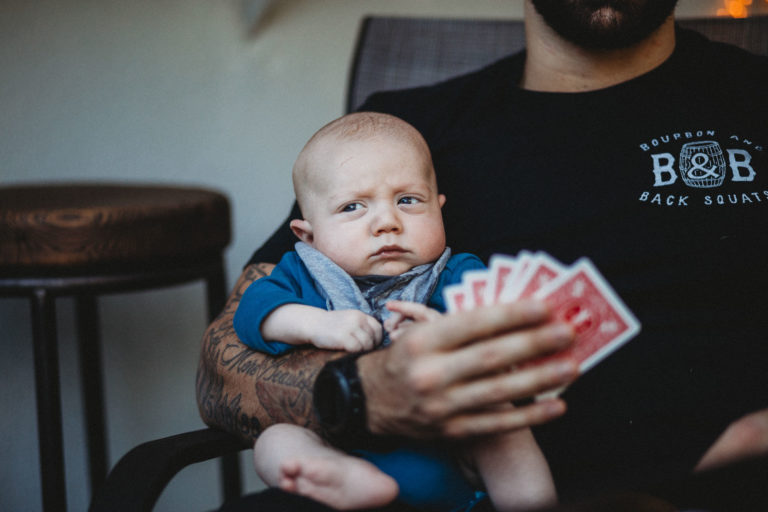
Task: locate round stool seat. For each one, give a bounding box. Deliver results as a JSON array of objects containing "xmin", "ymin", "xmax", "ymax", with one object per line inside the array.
[
  {"xmin": 0, "ymin": 182, "xmax": 234, "ymax": 512},
  {"xmin": 0, "ymin": 183, "xmax": 230, "ymax": 272}
]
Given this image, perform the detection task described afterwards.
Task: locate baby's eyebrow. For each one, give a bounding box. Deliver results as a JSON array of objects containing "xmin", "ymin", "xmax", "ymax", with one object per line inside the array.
[{"xmin": 328, "ymin": 190, "xmax": 367, "ymax": 202}]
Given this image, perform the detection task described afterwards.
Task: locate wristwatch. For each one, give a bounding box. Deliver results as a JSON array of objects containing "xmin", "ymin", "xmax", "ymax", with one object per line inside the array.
[{"xmin": 313, "ymin": 352, "xmax": 369, "ymax": 444}]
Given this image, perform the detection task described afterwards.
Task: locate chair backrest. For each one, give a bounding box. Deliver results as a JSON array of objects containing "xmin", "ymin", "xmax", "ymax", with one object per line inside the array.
[{"xmin": 346, "ymin": 15, "xmax": 768, "ymax": 113}]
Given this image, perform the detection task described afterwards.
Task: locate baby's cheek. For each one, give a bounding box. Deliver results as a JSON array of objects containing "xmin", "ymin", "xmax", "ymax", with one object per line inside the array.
[{"xmin": 421, "ymin": 227, "xmax": 447, "ymax": 259}]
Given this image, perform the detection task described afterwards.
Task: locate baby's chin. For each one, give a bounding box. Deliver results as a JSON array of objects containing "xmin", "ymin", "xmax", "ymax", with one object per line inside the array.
[{"xmin": 356, "ymin": 260, "xmax": 418, "ymax": 277}]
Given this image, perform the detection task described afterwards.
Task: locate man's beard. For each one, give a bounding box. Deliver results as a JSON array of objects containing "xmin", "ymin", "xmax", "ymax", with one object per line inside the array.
[{"xmin": 530, "ymin": 0, "xmax": 679, "ymax": 50}]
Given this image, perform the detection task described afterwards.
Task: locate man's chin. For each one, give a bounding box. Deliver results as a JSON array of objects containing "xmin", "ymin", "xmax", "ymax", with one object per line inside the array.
[{"xmin": 530, "ymin": 0, "xmax": 678, "ymax": 50}]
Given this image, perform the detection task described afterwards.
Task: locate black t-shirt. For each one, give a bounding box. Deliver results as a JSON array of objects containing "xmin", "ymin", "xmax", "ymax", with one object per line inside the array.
[{"xmin": 250, "ymin": 27, "xmax": 768, "ymax": 499}]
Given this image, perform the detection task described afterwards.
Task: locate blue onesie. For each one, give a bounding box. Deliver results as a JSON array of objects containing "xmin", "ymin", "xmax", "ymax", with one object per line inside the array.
[{"xmin": 234, "ymin": 250, "xmax": 487, "ymax": 512}]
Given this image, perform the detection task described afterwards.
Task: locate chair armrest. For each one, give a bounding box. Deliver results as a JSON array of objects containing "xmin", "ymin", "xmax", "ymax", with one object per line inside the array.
[{"xmin": 89, "ymin": 427, "xmax": 249, "ymax": 512}]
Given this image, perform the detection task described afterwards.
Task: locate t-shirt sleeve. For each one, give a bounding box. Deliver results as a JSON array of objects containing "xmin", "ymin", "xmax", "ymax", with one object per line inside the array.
[{"xmin": 233, "ymin": 252, "xmax": 319, "ymax": 355}]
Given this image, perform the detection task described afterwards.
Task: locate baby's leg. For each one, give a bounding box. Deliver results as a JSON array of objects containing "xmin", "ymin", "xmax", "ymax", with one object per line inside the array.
[
  {"xmin": 468, "ymin": 428, "xmax": 557, "ymax": 512},
  {"xmin": 253, "ymin": 424, "xmax": 398, "ymax": 510}
]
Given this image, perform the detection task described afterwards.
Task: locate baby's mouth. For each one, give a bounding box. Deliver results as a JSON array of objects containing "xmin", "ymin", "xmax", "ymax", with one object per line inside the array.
[{"xmin": 373, "ymin": 245, "xmax": 408, "ymax": 258}]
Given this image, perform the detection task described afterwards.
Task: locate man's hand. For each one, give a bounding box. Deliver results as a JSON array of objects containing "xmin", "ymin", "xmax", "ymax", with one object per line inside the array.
[
  {"xmin": 199, "ymin": 265, "xmax": 577, "ymax": 445},
  {"xmin": 359, "ymin": 299, "xmax": 579, "ymax": 439}
]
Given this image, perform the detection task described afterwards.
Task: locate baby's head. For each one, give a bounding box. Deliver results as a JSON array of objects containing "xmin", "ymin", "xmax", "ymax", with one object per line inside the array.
[{"xmin": 290, "ymin": 112, "xmax": 447, "ymax": 277}]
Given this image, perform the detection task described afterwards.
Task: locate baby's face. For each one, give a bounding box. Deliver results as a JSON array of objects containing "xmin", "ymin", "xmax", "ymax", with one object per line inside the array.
[{"xmin": 299, "ymin": 135, "xmax": 446, "ymax": 276}]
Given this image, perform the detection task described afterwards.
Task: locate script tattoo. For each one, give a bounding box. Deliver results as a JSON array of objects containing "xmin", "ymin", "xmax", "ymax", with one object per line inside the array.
[
  {"xmin": 196, "ymin": 263, "xmax": 270, "ymax": 441},
  {"xmin": 255, "ymin": 350, "xmax": 327, "ymax": 429},
  {"xmin": 196, "ymin": 263, "xmax": 331, "ymax": 441},
  {"xmin": 196, "ymin": 361, "xmax": 262, "ymax": 439}
]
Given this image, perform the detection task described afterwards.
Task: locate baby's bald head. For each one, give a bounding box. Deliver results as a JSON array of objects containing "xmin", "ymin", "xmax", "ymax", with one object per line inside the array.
[{"xmin": 292, "ymin": 112, "xmax": 434, "ymax": 219}]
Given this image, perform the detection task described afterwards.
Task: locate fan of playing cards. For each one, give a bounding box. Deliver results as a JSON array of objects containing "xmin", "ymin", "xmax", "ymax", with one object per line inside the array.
[{"xmin": 443, "ymin": 251, "xmax": 641, "ymax": 397}]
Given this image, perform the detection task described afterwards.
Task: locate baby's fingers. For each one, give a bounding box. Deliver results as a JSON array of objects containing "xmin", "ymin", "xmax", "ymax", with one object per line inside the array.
[
  {"xmin": 364, "ymin": 314, "xmax": 384, "ymax": 348},
  {"xmin": 386, "ymin": 300, "xmax": 442, "ymax": 323},
  {"xmin": 383, "ymin": 311, "xmax": 405, "ymax": 333}
]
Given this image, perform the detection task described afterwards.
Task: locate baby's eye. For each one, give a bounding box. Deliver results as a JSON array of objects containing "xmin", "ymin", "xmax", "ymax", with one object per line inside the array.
[
  {"xmin": 341, "ymin": 202, "xmax": 362, "ymax": 213},
  {"xmin": 398, "ymin": 196, "xmax": 421, "ymax": 206}
]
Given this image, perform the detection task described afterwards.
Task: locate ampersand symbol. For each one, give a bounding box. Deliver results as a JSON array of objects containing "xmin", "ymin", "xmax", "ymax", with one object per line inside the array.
[{"xmin": 686, "ymin": 152, "xmax": 719, "ymax": 180}]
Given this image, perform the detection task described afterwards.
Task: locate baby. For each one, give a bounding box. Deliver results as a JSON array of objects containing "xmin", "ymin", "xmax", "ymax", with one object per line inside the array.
[{"xmin": 234, "ymin": 112, "xmax": 556, "ymax": 511}]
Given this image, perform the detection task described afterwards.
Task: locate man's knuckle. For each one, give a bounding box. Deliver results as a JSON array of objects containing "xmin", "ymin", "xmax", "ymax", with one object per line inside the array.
[
  {"xmin": 485, "ymin": 379, "xmax": 509, "ymax": 403},
  {"xmin": 407, "ymin": 373, "xmax": 432, "ymax": 394},
  {"xmin": 477, "ymin": 343, "xmax": 505, "ymax": 370},
  {"xmin": 421, "ymin": 398, "xmax": 449, "ymax": 419},
  {"xmin": 442, "ymin": 418, "xmax": 471, "ymax": 439},
  {"xmin": 407, "ymin": 363, "xmax": 440, "ymax": 394},
  {"xmin": 400, "ymin": 335, "xmax": 424, "ymax": 356}
]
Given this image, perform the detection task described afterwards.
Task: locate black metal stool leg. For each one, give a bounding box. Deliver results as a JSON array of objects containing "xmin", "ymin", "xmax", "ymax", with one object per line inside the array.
[
  {"xmin": 76, "ymin": 295, "xmax": 109, "ymax": 494},
  {"xmin": 205, "ymin": 260, "xmax": 243, "ymax": 503},
  {"xmin": 220, "ymin": 453, "xmax": 244, "ymax": 505},
  {"xmin": 31, "ymin": 289, "xmax": 67, "ymax": 512},
  {"xmin": 205, "ymin": 259, "xmax": 228, "ymax": 322}
]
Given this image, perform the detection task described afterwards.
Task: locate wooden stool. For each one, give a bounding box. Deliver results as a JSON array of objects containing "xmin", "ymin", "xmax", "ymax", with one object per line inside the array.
[{"xmin": 0, "ymin": 183, "xmax": 238, "ymax": 511}]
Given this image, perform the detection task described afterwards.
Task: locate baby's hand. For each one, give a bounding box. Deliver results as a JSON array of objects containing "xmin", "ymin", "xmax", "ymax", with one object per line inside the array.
[
  {"xmin": 310, "ymin": 309, "xmax": 383, "ymax": 352},
  {"xmin": 384, "ymin": 300, "xmax": 442, "ymax": 342}
]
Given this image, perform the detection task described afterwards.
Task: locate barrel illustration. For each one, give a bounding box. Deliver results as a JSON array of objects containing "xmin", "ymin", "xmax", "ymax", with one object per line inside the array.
[{"xmin": 679, "ymin": 140, "xmax": 727, "ymax": 188}]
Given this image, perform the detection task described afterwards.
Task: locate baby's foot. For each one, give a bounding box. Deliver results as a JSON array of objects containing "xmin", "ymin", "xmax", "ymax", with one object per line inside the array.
[{"xmin": 279, "ymin": 455, "xmax": 398, "ymax": 510}]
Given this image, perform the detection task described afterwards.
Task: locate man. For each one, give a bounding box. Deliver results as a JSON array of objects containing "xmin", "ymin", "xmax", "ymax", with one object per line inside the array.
[{"xmin": 198, "ymin": 1, "xmax": 768, "ymax": 509}]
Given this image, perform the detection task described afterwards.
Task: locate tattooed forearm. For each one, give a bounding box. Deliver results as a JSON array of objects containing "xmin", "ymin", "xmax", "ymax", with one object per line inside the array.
[
  {"xmin": 196, "ymin": 362, "xmax": 263, "ymax": 440},
  {"xmin": 196, "ymin": 262, "xmax": 337, "ymax": 443},
  {"xmin": 252, "ymin": 349, "xmax": 333, "ymax": 430},
  {"xmin": 222, "ymin": 344, "xmax": 317, "ymax": 391}
]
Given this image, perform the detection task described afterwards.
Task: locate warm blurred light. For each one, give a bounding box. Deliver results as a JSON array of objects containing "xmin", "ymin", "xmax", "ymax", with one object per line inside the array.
[{"xmin": 717, "ymin": 0, "xmax": 755, "ymax": 17}]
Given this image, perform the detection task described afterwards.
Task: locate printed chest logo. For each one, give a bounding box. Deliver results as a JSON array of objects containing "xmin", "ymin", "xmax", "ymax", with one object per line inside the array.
[{"xmin": 637, "ymin": 131, "xmax": 765, "ymax": 207}]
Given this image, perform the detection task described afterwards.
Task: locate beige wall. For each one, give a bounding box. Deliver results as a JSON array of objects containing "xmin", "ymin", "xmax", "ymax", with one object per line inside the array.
[{"xmin": 0, "ymin": 1, "xmax": 761, "ymax": 510}]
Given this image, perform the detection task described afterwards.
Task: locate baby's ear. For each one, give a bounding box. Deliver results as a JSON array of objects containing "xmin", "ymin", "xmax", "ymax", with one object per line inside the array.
[{"xmin": 289, "ymin": 219, "xmax": 314, "ymax": 244}]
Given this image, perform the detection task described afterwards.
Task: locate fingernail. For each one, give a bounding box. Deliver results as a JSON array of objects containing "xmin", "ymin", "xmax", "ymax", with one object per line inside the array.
[
  {"xmin": 543, "ymin": 399, "xmax": 566, "ymax": 416},
  {"xmin": 552, "ymin": 323, "xmax": 574, "ymax": 347},
  {"xmin": 556, "ymin": 360, "xmax": 578, "ymax": 380},
  {"xmin": 520, "ymin": 299, "xmax": 548, "ymax": 318}
]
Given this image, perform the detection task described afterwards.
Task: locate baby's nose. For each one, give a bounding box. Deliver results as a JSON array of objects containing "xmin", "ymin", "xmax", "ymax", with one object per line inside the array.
[{"xmin": 373, "ymin": 206, "xmax": 402, "ymax": 234}]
